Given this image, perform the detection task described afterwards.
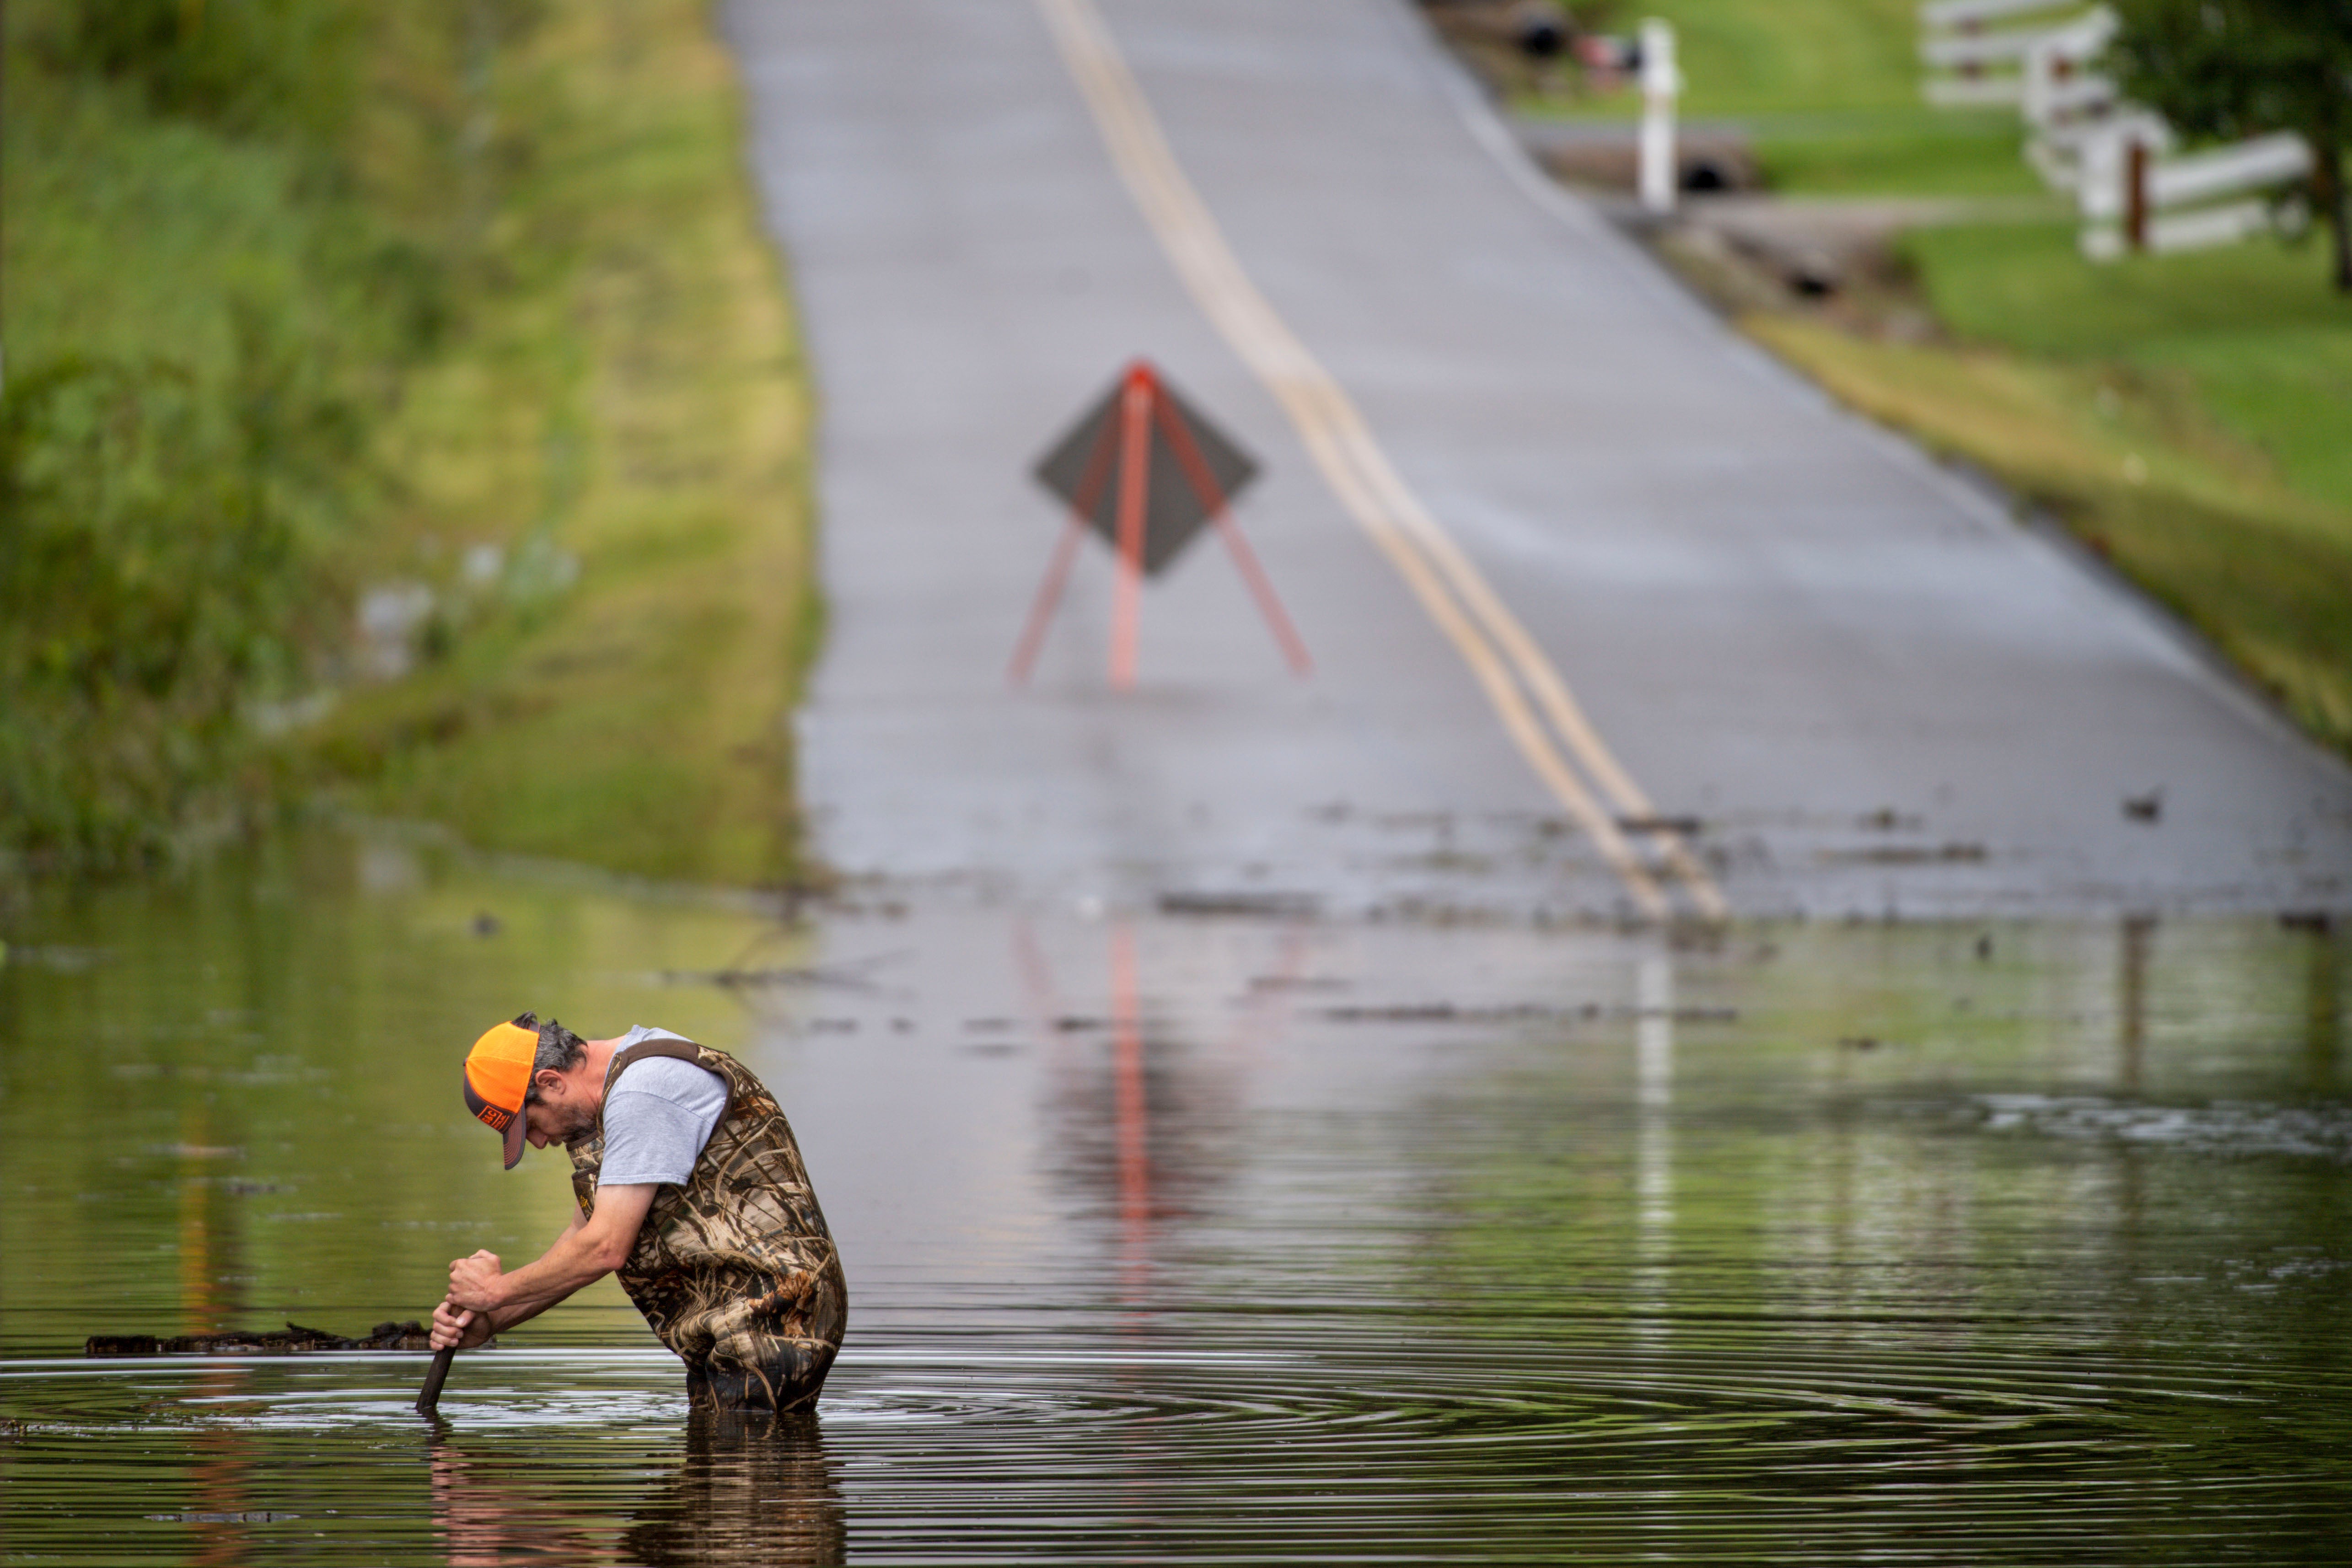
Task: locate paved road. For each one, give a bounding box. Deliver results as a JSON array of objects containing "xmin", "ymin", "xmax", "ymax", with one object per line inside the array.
[{"xmin": 724, "ymin": 0, "xmax": 2352, "ymax": 920}]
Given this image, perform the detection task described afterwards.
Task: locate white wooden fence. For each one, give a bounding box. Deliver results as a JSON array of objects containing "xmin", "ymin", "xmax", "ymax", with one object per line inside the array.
[
  {"xmin": 2018, "ymin": 7, "xmax": 2123, "ymax": 186},
  {"xmin": 1919, "ymin": 1, "xmax": 2120, "ymax": 185},
  {"xmin": 1918, "ymin": 0, "xmax": 2313, "ymax": 259},
  {"xmin": 1917, "ymin": 0, "xmax": 2101, "ymax": 107},
  {"xmin": 2078, "ymin": 129, "xmax": 2314, "ymax": 258}
]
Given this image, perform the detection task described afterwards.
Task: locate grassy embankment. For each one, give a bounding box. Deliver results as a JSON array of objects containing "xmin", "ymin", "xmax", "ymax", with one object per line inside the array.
[
  {"xmin": 4, "ymin": 0, "xmax": 816, "ymax": 886},
  {"xmin": 1517, "ymin": 0, "xmax": 2352, "ymax": 755}
]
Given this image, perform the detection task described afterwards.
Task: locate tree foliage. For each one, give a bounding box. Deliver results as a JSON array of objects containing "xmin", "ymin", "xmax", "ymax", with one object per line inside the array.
[{"xmin": 2109, "ymin": 0, "xmax": 2352, "ymax": 288}]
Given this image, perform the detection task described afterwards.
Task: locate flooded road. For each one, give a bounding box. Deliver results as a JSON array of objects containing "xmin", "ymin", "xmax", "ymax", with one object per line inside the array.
[
  {"xmin": 741, "ymin": 0, "xmax": 2352, "ymax": 924},
  {"xmin": 12, "ymin": 0, "xmax": 2352, "ymax": 1556},
  {"xmin": 5, "ymin": 831, "xmax": 2351, "ymax": 1561}
]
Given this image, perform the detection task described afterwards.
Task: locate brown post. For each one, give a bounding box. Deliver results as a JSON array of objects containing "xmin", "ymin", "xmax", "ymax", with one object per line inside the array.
[
  {"xmin": 2125, "ymin": 136, "xmax": 2150, "ymax": 252},
  {"xmin": 417, "ymin": 1345, "xmax": 454, "ymax": 1416}
]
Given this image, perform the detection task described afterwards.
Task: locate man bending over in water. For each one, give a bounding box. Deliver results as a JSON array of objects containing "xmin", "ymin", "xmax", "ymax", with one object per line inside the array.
[{"xmin": 430, "ymin": 1015, "xmax": 846, "ymax": 1411}]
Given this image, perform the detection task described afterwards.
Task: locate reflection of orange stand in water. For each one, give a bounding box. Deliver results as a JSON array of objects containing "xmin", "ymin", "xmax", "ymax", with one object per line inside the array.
[
  {"xmin": 1010, "ymin": 360, "xmax": 1311, "ymax": 690},
  {"xmin": 177, "ymin": 1115, "xmax": 255, "ymax": 1568},
  {"xmin": 1013, "ymin": 916, "xmax": 1307, "ymax": 1311},
  {"xmin": 1015, "ymin": 918, "xmax": 1157, "ymax": 1304}
]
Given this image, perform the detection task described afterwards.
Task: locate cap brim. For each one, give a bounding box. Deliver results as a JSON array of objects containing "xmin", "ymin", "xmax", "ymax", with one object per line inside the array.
[{"xmin": 501, "ymin": 1107, "xmax": 528, "ymax": 1170}]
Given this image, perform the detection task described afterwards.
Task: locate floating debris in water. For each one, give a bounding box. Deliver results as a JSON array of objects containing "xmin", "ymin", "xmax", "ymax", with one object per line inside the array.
[
  {"xmin": 662, "ymin": 950, "xmax": 909, "ymax": 990},
  {"xmin": 1615, "ymin": 815, "xmax": 1703, "ymax": 835},
  {"xmin": 1819, "ymin": 843, "xmax": 1987, "ymax": 865},
  {"xmin": 86, "ymin": 1321, "xmax": 438, "ymax": 1357},
  {"xmin": 1324, "ymin": 1001, "xmax": 1737, "ymax": 1024},
  {"xmin": 1158, "ymin": 891, "xmax": 1321, "ymax": 918},
  {"xmin": 1326, "ymin": 1001, "xmax": 1591, "ymax": 1023}
]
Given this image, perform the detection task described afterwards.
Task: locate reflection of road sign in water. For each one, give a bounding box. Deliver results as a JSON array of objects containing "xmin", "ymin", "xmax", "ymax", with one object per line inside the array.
[{"xmin": 1010, "ymin": 360, "xmax": 1310, "ymax": 689}]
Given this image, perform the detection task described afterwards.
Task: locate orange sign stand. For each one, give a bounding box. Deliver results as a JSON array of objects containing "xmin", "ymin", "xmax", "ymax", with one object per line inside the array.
[{"xmin": 1009, "ymin": 360, "xmax": 1310, "ymax": 689}]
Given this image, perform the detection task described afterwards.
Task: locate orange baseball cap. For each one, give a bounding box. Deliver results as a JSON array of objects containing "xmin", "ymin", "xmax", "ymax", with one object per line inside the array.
[{"xmin": 462, "ymin": 1018, "xmax": 539, "ymax": 1170}]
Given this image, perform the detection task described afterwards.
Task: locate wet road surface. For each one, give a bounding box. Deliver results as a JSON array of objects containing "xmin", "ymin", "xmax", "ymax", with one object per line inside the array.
[{"xmin": 726, "ymin": 0, "xmax": 2352, "ymax": 920}]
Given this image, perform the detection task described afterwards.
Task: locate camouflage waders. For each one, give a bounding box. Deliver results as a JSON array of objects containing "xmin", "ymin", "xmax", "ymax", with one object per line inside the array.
[{"xmin": 569, "ymin": 1038, "xmax": 847, "ymax": 1412}]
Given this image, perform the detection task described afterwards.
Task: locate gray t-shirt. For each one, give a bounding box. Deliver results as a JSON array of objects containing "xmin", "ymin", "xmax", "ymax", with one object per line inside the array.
[{"xmin": 596, "ymin": 1027, "xmax": 728, "ymax": 1187}]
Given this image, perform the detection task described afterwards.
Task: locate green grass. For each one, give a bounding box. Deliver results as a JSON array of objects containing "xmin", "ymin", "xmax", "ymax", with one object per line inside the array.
[
  {"xmin": 9, "ymin": 87, "xmax": 323, "ymax": 370},
  {"xmin": 5, "ymin": 0, "xmax": 818, "ymax": 887},
  {"xmin": 2159, "ymin": 332, "xmax": 2352, "ymax": 515},
  {"xmin": 1652, "ymin": 0, "xmax": 1936, "ymax": 116},
  {"xmin": 304, "ymin": 0, "xmax": 819, "ymax": 889},
  {"xmin": 1912, "ymin": 222, "xmax": 2352, "ymax": 357},
  {"xmin": 1745, "ymin": 114, "xmax": 2048, "ymax": 199},
  {"xmin": 1906, "ymin": 222, "xmax": 2352, "ymax": 510},
  {"xmin": 1533, "ymin": 0, "xmax": 1929, "ymax": 115}
]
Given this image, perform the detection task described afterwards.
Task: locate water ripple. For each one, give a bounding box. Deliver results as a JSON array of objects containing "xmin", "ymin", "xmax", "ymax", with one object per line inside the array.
[{"xmin": 1966, "ymin": 1092, "xmax": 2352, "ymax": 1160}]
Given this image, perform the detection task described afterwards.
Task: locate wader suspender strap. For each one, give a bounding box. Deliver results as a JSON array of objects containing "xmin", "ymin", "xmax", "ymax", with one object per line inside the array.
[{"xmin": 603, "ymin": 1038, "xmax": 734, "ymax": 1123}]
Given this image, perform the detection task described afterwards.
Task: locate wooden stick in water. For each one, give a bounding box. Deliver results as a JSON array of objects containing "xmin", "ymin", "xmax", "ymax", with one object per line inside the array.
[{"xmin": 417, "ymin": 1345, "xmax": 455, "ymax": 1415}]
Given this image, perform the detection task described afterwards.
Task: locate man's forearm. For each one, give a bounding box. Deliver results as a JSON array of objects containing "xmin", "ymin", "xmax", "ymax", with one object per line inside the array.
[
  {"xmin": 470, "ymin": 1297, "xmax": 551, "ymax": 1337},
  {"xmin": 481, "ymin": 1226, "xmax": 624, "ymax": 1322},
  {"xmin": 446, "ymin": 1186, "xmax": 653, "ymax": 1339}
]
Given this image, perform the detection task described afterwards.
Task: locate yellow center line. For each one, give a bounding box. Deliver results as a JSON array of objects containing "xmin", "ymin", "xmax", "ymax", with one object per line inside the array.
[{"xmin": 1034, "ymin": 0, "xmax": 1725, "ymax": 923}]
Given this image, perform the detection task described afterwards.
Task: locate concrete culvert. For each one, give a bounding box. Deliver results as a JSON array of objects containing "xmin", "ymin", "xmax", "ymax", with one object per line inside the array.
[
  {"xmin": 1681, "ymin": 159, "xmax": 1732, "ymax": 193},
  {"xmin": 1787, "ymin": 258, "xmax": 1841, "ymax": 299}
]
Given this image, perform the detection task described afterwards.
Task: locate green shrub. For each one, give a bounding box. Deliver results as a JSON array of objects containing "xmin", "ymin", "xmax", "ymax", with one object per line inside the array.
[
  {"xmin": 0, "ymin": 324, "xmax": 356, "ymax": 870},
  {"xmin": 40, "ymin": 0, "xmax": 360, "ymax": 143},
  {"xmin": 0, "ymin": 0, "xmax": 449, "ymax": 872}
]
